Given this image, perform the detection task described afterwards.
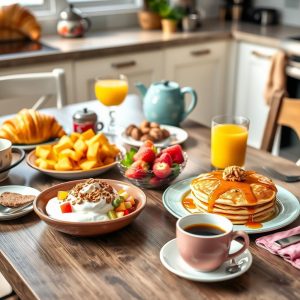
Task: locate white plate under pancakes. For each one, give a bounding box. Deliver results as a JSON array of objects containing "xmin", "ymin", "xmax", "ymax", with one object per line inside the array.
[{"xmin": 162, "ymin": 177, "xmax": 300, "ymax": 234}]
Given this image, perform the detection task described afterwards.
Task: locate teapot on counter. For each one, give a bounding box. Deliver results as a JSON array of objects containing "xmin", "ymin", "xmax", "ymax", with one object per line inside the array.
[
  {"xmin": 135, "ymin": 80, "xmax": 198, "ymax": 126},
  {"xmin": 57, "ymin": 4, "xmax": 91, "ymax": 38}
]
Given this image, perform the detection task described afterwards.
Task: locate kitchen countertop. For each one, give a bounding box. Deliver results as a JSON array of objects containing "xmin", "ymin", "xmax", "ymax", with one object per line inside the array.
[{"xmin": 1, "ymin": 19, "xmax": 300, "ymax": 68}]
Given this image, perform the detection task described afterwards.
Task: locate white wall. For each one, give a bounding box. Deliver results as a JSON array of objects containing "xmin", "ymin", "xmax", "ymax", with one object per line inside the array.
[{"xmin": 254, "ymin": 0, "xmax": 300, "ymax": 26}]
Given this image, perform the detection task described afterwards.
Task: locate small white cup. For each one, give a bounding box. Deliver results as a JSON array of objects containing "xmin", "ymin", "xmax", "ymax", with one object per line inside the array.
[{"xmin": 0, "ymin": 139, "xmax": 25, "ymax": 182}]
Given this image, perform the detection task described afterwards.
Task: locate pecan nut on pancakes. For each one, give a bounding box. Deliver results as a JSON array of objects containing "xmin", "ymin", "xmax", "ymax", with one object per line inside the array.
[{"xmin": 185, "ymin": 166, "xmax": 277, "ymax": 227}]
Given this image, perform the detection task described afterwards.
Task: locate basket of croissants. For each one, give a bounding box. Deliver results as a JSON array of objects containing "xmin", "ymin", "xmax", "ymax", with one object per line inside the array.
[
  {"xmin": 0, "ymin": 4, "xmax": 41, "ymax": 42},
  {"xmin": 0, "ymin": 109, "xmax": 65, "ymax": 145}
]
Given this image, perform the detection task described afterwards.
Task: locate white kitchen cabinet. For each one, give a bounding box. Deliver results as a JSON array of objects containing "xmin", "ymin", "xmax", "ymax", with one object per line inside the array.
[
  {"xmin": 74, "ymin": 51, "xmax": 164, "ymax": 102},
  {"xmin": 0, "ymin": 61, "xmax": 74, "ymax": 115},
  {"xmin": 234, "ymin": 42, "xmax": 276, "ymax": 149},
  {"xmin": 164, "ymin": 41, "xmax": 229, "ymax": 126}
]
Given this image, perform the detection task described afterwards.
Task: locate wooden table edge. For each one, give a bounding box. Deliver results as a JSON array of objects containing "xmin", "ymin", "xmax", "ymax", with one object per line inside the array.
[{"xmin": 0, "ymin": 250, "xmax": 39, "ymax": 300}]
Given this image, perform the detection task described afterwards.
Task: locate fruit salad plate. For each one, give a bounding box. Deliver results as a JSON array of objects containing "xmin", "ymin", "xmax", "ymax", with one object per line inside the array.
[
  {"xmin": 26, "ymin": 149, "xmax": 123, "ymax": 180},
  {"xmin": 120, "ymin": 125, "xmax": 188, "ymax": 148},
  {"xmin": 162, "ymin": 177, "xmax": 300, "ymax": 234}
]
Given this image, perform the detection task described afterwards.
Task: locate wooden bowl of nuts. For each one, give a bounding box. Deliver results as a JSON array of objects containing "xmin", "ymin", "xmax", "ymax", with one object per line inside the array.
[{"xmin": 125, "ymin": 121, "xmax": 170, "ymax": 143}]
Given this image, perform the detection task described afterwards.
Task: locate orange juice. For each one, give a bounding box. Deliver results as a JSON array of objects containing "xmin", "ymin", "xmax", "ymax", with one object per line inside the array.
[
  {"xmin": 95, "ymin": 79, "xmax": 128, "ymax": 106},
  {"xmin": 211, "ymin": 124, "xmax": 248, "ymax": 169}
]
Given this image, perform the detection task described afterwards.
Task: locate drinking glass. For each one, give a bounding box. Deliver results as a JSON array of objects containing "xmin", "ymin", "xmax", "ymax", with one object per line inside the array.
[
  {"xmin": 94, "ymin": 74, "xmax": 128, "ymax": 134},
  {"xmin": 211, "ymin": 115, "xmax": 250, "ymax": 169}
]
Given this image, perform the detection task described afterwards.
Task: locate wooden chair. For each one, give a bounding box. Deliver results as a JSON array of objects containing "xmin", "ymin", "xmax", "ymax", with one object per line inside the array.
[
  {"xmin": 0, "ymin": 68, "xmax": 67, "ymax": 112},
  {"xmin": 261, "ymin": 92, "xmax": 300, "ymax": 153}
]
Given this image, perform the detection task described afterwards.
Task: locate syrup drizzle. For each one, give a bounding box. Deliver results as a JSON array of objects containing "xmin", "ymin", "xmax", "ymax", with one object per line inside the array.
[{"xmin": 189, "ymin": 170, "xmax": 277, "ymax": 228}]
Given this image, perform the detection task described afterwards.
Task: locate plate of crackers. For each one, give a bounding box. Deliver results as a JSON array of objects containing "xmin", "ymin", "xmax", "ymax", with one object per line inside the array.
[
  {"xmin": 0, "ymin": 185, "xmax": 40, "ymax": 220},
  {"xmin": 120, "ymin": 121, "xmax": 188, "ymax": 148}
]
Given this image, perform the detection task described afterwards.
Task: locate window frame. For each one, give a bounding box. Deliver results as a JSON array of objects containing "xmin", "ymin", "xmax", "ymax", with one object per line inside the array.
[
  {"xmin": 68, "ymin": 0, "xmax": 143, "ymax": 15},
  {"xmin": 10, "ymin": 0, "xmax": 143, "ymax": 18}
]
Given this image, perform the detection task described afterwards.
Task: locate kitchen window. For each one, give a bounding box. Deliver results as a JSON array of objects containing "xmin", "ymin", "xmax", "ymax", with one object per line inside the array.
[
  {"xmin": 1, "ymin": 0, "xmax": 142, "ymax": 16},
  {"xmin": 68, "ymin": 0, "xmax": 142, "ymax": 15},
  {"xmin": 1, "ymin": 0, "xmax": 56, "ymax": 17}
]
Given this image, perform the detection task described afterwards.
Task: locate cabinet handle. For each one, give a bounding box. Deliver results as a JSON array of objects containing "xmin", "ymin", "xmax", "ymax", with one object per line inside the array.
[
  {"xmin": 190, "ymin": 49, "xmax": 211, "ymax": 57},
  {"xmin": 111, "ymin": 61, "xmax": 136, "ymax": 69},
  {"xmin": 251, "ymin": 50, "xmax": 272, "ymax": 60}
]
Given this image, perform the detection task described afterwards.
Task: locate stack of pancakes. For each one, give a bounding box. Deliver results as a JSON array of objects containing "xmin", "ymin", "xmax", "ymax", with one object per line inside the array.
[{"xmin": 190, "ymin": 168, "xmax": 277, "ymax": 224}]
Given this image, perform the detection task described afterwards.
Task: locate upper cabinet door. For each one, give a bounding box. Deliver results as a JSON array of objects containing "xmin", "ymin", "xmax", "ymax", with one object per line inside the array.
[
  {"xmin": 234, "ymin": 42, "xmax": 276, "ymax": 149},
  {"xmin": 74, "ymin": 51, "xmax": 164, "ymax": 102},
  {"xmin": 164, "ymin": 41, "xmax": 229, "ymax": 127}
]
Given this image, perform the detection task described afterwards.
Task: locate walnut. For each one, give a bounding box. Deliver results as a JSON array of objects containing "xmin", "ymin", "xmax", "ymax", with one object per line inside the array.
[
  {"xmin": 223, "ymin": 166, "xmax": 247, "ymax": 182},
  {"xmin": 125, "ymin": 124, "xmax": 137, "ymax": 136},
  {"xmin": 141, "ymin": 127, "xmax": 150, "ymax": 134},
  {"xmin": 161, "ymin": 128, "xmax": 170, "ymax": 139},
  {"xmin": 140, "ymin": 121, "xmax": 150, "ymax": 129},
  {"xmin": 141, "ymin": 134, "xmax": 155, "ymax": 142},
  {"xmin": 150, "ymin": 122, "xmax": 159, "ymax": 128},
  {"xmin": 130, "ymin": 128, "xmax": 142, "ymax": 140},
  {"xmin": 149, "ymin": 128, "xmax": 163, "ymax": 141}
]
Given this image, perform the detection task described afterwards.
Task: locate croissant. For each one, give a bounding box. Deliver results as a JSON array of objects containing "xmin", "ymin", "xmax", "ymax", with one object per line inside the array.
[
  {"xmin": 0, "ymin": 4, "xmax": 41, "ymax": 41},
  {"xmin": 0, "ymin": 109, "xmax": 66, "ymax": 144}
]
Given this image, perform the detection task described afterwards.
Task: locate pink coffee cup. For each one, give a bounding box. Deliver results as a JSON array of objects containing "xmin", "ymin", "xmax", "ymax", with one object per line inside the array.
[{"xmin": 176, "ymin": 213, "xmax": 249, "ymax": 272}]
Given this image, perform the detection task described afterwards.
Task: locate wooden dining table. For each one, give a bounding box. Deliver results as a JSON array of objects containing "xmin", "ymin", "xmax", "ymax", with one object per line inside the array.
[{"xmin": 0, "ymin": 97, "xmax": 299, "ymax": 300}]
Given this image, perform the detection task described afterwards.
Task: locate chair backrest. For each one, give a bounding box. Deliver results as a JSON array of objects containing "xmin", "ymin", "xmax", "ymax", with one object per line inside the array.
[
  {"xmin": 261, "ymin": 92, "xmax": 300, "ymax": 152},
  {"xmin": 0, "ymin": 68, "xmax": 67, "ymax": 111}
]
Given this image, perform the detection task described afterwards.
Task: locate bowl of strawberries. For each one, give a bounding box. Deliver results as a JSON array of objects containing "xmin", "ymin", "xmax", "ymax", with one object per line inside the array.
[{"xmin": 118, "ymin": 140, "xmax": 187, "ymax": 189}]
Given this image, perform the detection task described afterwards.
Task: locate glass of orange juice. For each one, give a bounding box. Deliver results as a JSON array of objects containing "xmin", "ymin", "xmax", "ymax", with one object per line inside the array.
[
  {"xmin": 211, "ymin": 115, "xmax": 250, "ymax": 169},
  {"xmin": 94, "ymin": 74, "xmax": 128, "ymax": 134}
]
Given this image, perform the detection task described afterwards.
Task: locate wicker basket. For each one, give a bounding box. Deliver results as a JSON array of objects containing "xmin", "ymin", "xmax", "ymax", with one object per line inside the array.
[{"xmin": 138, "ymin": 11, "xmax": 161, "ymax": 30}]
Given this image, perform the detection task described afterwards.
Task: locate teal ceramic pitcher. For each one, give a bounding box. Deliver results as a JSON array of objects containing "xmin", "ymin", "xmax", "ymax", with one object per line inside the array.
[{"xmin": 135, "ymin": 80, "xmax": 198, "ymax": 126}]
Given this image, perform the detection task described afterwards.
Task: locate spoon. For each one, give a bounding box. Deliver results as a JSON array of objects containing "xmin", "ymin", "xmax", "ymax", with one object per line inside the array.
[
  {"xmin": 0, "ymin": 202, "xmax": 33, "ymax": 215},
  {"xmin": 226, "ymin": 258, "xmax": 245, "ymax": 274}
]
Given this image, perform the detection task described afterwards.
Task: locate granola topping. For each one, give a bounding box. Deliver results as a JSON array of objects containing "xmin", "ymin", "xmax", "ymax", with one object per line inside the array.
[
  {"xmin": 222, "ymin": 166, "xmax": 247, "ymax": 182},
  {"xmin": 65, "ymin": 179, "xmax": 116, "ymax": 205}
]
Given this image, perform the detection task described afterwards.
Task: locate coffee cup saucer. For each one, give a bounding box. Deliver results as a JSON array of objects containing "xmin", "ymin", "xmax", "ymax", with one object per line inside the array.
[{"xmin": 160, "ymin": 239, "xmax": 252, "ymax": 282}]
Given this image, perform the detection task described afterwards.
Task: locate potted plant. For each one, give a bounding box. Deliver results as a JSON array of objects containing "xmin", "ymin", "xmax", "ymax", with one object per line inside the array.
[
  {"xmin": 138, "ymin": 0, "xmax": 162, "ymax": 30},
  {"xmin": 159, "ymin": 2, "xmax": 185, "ymax": 34}
]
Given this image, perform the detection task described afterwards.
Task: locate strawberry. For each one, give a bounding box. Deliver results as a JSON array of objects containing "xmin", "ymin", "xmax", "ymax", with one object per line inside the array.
[
  {"xmin": 134, "ymin": 147, "xmax": 156, "ymax": 163},
  {"xmin": 162, "ymin": 145, "xmax": 184, "ymax": 164},
  {"xmin": 60, "ymin": 202, "xmax": 72, "ymax": 213},
  {"xmin": 154, "ymin": 152, "xmax": 172, "ymax": 167},
  {"xmin": 153, "ymin": 162, "xmax": 171, "ymax": 178},
  {"xmin": 125, "ymin": 160, "xmax": 148, "ymax": 179}
]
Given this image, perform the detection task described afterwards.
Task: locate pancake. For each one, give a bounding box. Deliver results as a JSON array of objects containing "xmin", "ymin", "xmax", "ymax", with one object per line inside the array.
[
  {"xmin": 188, "ymin": 191, "xmax": 275, "ymax": 216},
  {"xmin": 185, "ymin": 166, "xmax": 277, "ymax": 226}
]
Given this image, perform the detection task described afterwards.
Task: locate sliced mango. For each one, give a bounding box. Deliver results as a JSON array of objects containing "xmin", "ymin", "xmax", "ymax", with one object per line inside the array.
[
  {"xmin": 70, "ymin": 132, "xmax": 81, "ymax": 143},
  {"xmin": 58, "ymin": 191, "xmax": 68, "ymax": 201},
  {"xmin": 73, "ymin": 138, "xmax": 87, "ymax": 154},
  {"xmin": 36, "ymin": 145, "xmax": 52, "ymax": 159},
  {"xmin": 87, "ymin": 142, "xmax": 100, "ymax": 161},
  {"xmin": 79, "ymin": 159, "xmax": 98, "ymax": 170},
  {"xmin": 80, "ymin": 129, "xmax": 95, "ymax": 141},
  {"xmin": 54, "ymin": 157, "xmax": 73, "ymax": 171}
]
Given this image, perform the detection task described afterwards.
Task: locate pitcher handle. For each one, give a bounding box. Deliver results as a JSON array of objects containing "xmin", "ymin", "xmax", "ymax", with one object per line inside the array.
[
  {"xmin": 180, "ymin": 87, "xmax": 198, "ymax": 121},
  {"xmin": 82, "ymin": 17, "xmax": 91, "ymax": 32}
]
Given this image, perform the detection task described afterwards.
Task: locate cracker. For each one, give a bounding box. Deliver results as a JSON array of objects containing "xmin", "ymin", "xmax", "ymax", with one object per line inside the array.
[{"xmin": 0, "ymin": 192, "xmax": 35, "ymax": 207}]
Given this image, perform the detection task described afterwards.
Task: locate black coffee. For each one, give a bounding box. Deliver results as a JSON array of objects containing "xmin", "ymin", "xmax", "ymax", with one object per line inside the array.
[{"xmin": 184, "ymin": 223, "xmax": 226, "ymax": 236}]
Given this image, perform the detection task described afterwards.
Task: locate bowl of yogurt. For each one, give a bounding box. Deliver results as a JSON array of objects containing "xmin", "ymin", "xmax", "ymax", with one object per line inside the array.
[{"xmin": 34, "ymin": 178, "xmax": 146, "ymax": 236}]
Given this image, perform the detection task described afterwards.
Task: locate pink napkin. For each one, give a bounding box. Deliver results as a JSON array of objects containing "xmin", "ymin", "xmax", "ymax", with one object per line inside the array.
[{"xmin": 256, "ymin": 226, "xmax": 300, "ymax": 270}]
